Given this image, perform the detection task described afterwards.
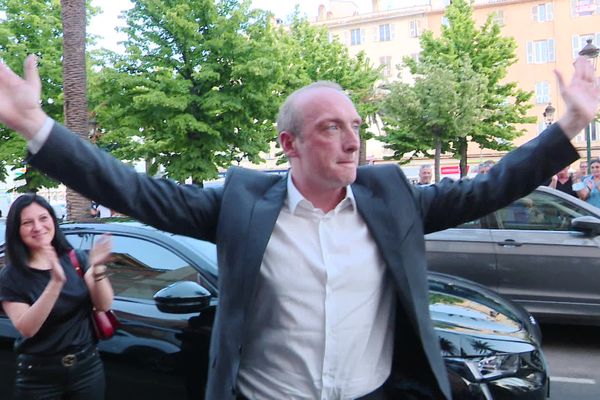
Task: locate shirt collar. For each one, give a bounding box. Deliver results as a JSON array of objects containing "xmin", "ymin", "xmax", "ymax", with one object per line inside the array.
[{"xmin": 286, "ymin": 173, "xmax": 356, "ymax": 214}]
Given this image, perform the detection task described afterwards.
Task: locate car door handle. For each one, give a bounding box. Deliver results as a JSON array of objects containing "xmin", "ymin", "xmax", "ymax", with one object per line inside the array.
[{"xmin": 497, "ymin": 239, "xmax": 522, "ymax": 247}]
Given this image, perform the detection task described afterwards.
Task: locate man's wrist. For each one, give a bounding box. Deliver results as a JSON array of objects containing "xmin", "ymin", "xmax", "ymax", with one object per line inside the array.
[
  {"xmin": 22, "ymin": 109, "xmax": 48, "ymax": 140},
  {"xmin": 27, "ymin": 116, "xmax": 53, "ymax": 154}
]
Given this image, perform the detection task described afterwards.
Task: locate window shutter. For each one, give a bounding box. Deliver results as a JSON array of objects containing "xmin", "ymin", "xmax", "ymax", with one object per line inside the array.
[
  {"xmin": 548, "ymin": 38, "xmax": 556, "ymax": 62},
  {"xmin": 573, "ymin": 35, "xmax": 581, "ymax": 59},
  {"xmin": 532, "ymin": 5, "xmax": 538, "ymax": 21},
  {"xmin": 361, "ymin": 29, "xmax": 366, "ymax": 45},
  {"xmin": 546, "ymin": 3, "xmax": 554, "ymax": 21},
  {"xmin": 390, "ymin": 24, "xmax": 396, "ymax": 40},
  {"xmin": 527, "ymin": 41, "xmax": 533, "ymax": 64}
]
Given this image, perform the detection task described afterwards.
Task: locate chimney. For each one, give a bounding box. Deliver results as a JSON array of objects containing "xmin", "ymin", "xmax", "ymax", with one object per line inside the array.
[{"xmin": 372, "ymin": 0, "xmax": 380, "ymax": 12}]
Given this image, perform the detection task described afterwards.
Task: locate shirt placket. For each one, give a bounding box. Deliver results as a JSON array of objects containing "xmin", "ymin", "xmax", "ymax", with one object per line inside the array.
[{"xmin": 319, "ymin": 212, "xmax": 337, "ymax": 399}]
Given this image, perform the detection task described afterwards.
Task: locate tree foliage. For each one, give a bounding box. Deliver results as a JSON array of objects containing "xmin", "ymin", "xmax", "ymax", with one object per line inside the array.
[
  {"xmin": 380, "ymin": 0, "xmax": 534, "ymax": 178},
  {"xmin": 93, "ymin": 0, "xmax": 285, "ymax": 183},
  {"xmin": 93, "ymin": 2, "xmax": 381, "ymax": 182},
  {"xmin": 380, "ymin": 60, "xmax": 487, "ymax": 181},
  {"xmin": 0, "ymin": 0, "xmax": 65, "ymax": 190}
]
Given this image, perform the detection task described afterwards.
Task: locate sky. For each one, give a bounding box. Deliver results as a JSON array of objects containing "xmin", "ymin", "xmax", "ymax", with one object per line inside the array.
[
  {"xmin": 88, "ymin": 1, "xmax": 321, "ymax": 52},
  {"xmin": 88, "ymin": 1, "xmax": 408, "ymax": 52}
]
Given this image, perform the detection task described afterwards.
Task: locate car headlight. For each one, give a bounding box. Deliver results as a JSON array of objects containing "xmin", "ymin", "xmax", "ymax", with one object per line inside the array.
[{"xmin": 447, "ymin": 354, "xmax": 520, "ymax": 382}]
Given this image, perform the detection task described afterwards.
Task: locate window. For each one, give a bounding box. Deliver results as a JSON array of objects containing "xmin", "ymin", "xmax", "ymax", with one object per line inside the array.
[
  {"xmin": 492, "ymin": 10, "xmax": 504, "ymax": 25},
  {"xmin": 441, "ymin": 16, "xmax": 450, "ymax": 27},
  {"xmin": 379, "ymin": 24, "xmax": 391, "ymax": 41},
  {"xmin": 535, "ymin": 81, "xmax": 550, "ymax": 104},
  {"xmin": 409, "ymin": 20, "xmax": 421, "ymax": 38},
  {"xmin": 532, "ymin": 3, "xmax": 554, "ymax": 21},
  {"xmin": 86, "ymin": 234, "xmax": 200, "ymax": 300},
  {"xmin": 526, "ymin": 39, "xmax": 556, "ymax": 63},
  {"xmin": 571, "ymin": 0, "xmax": 600, "ymax": 17},
  {"xmin": 494, "ymin": 191, "xmax": 591, "ymax": 231},
  {"xmin": 380, "ymin": 56, "xmax": 392, "ymax": 77},
  {"xmin": 351, "ymin": 28, "xmax": 364, "ymax": 46},
  {"xmin": 572, "ymin": 33, "xmax": 600, "ymax": 59}
]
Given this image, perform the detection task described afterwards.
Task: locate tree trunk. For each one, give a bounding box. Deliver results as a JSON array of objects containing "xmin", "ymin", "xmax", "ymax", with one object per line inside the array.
[
  {"xmin": 434, "ymin": 128, "xmax": 441, "ymax": 183},
  {"xmin": 459, "ymin": 137, "xmax": 468, "ymax": 177},
  {"xmin": 61, "ymin": 0, "xmax": 91, "ymax": 221},
  {"xmin": 359, "ymin": 138, "xmax": 367, "ymax": 165}
]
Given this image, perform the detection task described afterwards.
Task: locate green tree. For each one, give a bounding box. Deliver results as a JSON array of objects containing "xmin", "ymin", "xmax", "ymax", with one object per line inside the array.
[
  {"xmin": 382, "ymin": 0, "xmax": 534, "ymax": 177},
  {"xmin": 0, "ymin": 0, "xmax": 65, "ymax": 191},
  {"xmin": 93, "ymin": 0, "xmax": 285, "ymax": 184},
  {"xmin": 380, "ymin": 60, "xmax": 486, "ymax": 181}
]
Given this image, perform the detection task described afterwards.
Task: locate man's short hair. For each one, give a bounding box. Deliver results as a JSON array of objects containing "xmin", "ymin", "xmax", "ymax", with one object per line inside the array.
[{"xmin": 276, "ymin": 81, "xmax": 346, "ymax": 138}]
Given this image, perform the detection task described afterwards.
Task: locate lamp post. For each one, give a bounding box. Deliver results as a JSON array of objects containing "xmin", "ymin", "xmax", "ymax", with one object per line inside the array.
[{"xmin": 579, "ymin": 38, "xmax": 600, "ymax": 174}]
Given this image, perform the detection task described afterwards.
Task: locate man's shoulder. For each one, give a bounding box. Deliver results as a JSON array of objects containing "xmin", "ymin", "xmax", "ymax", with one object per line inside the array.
[{"xmin": 224, "ymin": 167, "xmax": 287, "ymax": 195}]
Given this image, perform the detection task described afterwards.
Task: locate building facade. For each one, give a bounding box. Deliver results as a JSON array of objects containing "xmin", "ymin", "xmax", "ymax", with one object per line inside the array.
[{"xmin": 313, "ymin": 0, "xmax": 600, "ymax": 179}]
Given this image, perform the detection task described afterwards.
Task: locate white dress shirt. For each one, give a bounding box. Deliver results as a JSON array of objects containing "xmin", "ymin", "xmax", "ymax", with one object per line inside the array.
[{"xmin": 237, "ymin": 175, "xmax": 396, "ymax": 400}]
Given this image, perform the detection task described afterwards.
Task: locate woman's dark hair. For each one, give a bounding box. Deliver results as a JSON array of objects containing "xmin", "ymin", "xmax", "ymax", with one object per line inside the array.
[{"xmin": 5, "ymin": 194, "xmax": 72, "ymax": 270}]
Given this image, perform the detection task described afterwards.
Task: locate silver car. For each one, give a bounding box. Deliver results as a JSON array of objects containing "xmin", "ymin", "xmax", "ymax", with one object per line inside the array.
[{"xmin": 426, "ymin": 185, "xmax": 600, "ymax": 325}]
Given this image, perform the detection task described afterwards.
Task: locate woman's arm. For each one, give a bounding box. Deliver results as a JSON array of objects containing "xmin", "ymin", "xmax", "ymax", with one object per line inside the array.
[{"xmin": 2, "ymin": 257, "xmax": 65, "ymax": 338}]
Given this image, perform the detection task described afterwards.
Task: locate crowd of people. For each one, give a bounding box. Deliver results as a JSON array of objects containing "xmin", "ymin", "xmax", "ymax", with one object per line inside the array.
[{"xmin": 0, "ymin": 50, "xmax": 597, "ymax": 400}]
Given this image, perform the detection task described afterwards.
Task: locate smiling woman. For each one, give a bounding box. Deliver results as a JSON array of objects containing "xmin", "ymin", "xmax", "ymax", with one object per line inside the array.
[{"xmin": 0, "ymin": 194, "xmax": 114, "ymax": 400}]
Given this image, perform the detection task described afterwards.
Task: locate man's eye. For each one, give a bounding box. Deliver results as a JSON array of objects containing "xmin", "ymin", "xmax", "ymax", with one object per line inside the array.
[{"xmin": 327, "ymin": 124, "xmax": 339, "ymax": 130}]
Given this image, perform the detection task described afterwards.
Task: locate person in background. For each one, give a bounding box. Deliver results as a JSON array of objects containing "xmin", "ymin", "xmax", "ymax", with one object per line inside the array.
[
  {"xmin": 477, "ymin": 160, "xmax": 495, "ymax": 175},
  {"xmin": 416, "ymin": 164, "xmax": 432, "ymax": 186},
  {"xmin": 0, "ymin": 55, "xmax": 597, "ymax": 400},
  {"xmin": 0, "ymin": 194, "xmax": 114, "ymax": 400},
  {"xmin": 574, "ymin": 158, "xmax": 600, "ymax": 208},
  {"xmin": 548, "ymin": 166, "xmax": 577, "ymax": 197}
]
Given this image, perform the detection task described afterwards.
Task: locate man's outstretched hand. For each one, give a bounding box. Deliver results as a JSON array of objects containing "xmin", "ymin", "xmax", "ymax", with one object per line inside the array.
[
  {"xmin": 0, "ymin": 55, "xmax": 47, "ymax": 139},
  {"xmin": 556, "ymin": 56, "xmax": 600, "ymax": 139}
]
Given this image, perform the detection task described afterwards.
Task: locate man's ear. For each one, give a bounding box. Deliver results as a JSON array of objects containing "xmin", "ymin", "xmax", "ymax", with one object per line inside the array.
[{"xmin": 279, "ymin": 131, "xmax": 298, "ymax": 158}]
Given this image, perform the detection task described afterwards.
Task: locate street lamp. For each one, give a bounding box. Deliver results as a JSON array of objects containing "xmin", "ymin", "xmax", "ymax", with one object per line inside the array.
[
  {"xmin": 543, "ymin": 102, "xmax": 555, "ymax": 126},
  {"xmin": 578, "ymin": 39, "xmax": 600, "ymax": 173}
]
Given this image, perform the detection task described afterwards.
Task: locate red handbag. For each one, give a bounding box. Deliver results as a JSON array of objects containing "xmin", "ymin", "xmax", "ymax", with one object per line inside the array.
[{"xmin": 69, "ymin": 249, "xmax": 121, "ymax": 340}]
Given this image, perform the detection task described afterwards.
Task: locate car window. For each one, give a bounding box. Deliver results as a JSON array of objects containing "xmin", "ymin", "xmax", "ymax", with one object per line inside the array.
[
  {"xmin": 495, "ymin": 191, "xmax": 592, "ymax": 231},
  {"xmin": 456, "ymin": 219, "xmax": 482, "ymax": 229},
  {"xmin": 87, "ymin": 234, "xmax": 199, "ymax": 301}
]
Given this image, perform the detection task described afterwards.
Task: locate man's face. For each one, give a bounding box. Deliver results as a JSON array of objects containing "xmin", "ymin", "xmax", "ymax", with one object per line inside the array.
[
  {"xmin": 591, "ymin": 162, "xmax": 600, "ymax": 177},
  {"xmin": 580, "ymin": 162, "xmax": 588, "ymax": 174},
  {"xmin": 419, "ymin": 168, "xmax": 432, "ymax": 184},
  {"xmin": 282, "ymin": 87, "xmax": 361, "ymax": 195}
]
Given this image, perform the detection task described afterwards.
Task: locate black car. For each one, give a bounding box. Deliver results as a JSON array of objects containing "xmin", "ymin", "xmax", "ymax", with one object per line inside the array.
[{"xmin": 0, "ymin": 221, "xmax": 549, "ymax": 399}]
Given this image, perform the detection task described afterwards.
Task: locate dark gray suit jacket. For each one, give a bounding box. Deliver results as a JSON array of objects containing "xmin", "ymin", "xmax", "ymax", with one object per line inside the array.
[{"xmin": 29, "ymin": 122, "xmax": 579, "ymax": 400}]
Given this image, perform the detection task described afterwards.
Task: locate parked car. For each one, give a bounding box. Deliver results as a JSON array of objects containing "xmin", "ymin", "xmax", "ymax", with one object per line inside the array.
[
  {"xmin": 0, "ymin": 222, "xmax": 549, "ymax": 399},
  {"xmin": 427, "ymin": 185, "xmax": 600, "ymax": 325}
]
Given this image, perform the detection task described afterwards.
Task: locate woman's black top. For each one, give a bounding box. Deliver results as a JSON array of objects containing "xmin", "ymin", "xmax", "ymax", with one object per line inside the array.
[{"xmin": 0, "ymin": 250, "xmax": 95, "ymax": 355}]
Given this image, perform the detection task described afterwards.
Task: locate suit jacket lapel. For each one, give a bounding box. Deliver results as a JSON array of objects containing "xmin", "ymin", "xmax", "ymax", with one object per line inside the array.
[
  {"xmin": 352, "ymin": 183, "xmax": 414, "ymax": 309},
  {"xmin": 243, "ymin": 178, "xmax": 287, "ymax": 291}
]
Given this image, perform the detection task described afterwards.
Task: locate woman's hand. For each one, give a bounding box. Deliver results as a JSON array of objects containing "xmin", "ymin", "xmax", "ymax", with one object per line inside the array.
[
  {"xmin": 39, "ymin": 245, "xmax": 66, "ymax": 284},
  {"xmin": 89, "ymin": 234, "xmax": 112, "ymax": 267}
]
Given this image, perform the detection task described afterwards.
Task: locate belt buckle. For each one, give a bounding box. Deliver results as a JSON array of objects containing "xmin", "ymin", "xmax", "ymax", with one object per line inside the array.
[{"xmin": 61, "ymin": 354, "xmax": 76, "ymax": 367}]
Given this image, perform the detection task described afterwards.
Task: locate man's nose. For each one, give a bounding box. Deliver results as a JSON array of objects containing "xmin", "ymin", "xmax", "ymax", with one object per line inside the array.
[{"xmin": 342, "ymin": 126, "xmax": 360, "ymax": 152}]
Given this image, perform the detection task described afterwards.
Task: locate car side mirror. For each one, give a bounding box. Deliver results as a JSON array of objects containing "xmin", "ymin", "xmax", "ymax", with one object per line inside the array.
[
  {"xmin": 153, "ymin": 281, "xmax": 212, "ymax": 314},
  {"xmin": 571, "ymin": 216, "xmax": 600, "ymax": 236}
]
